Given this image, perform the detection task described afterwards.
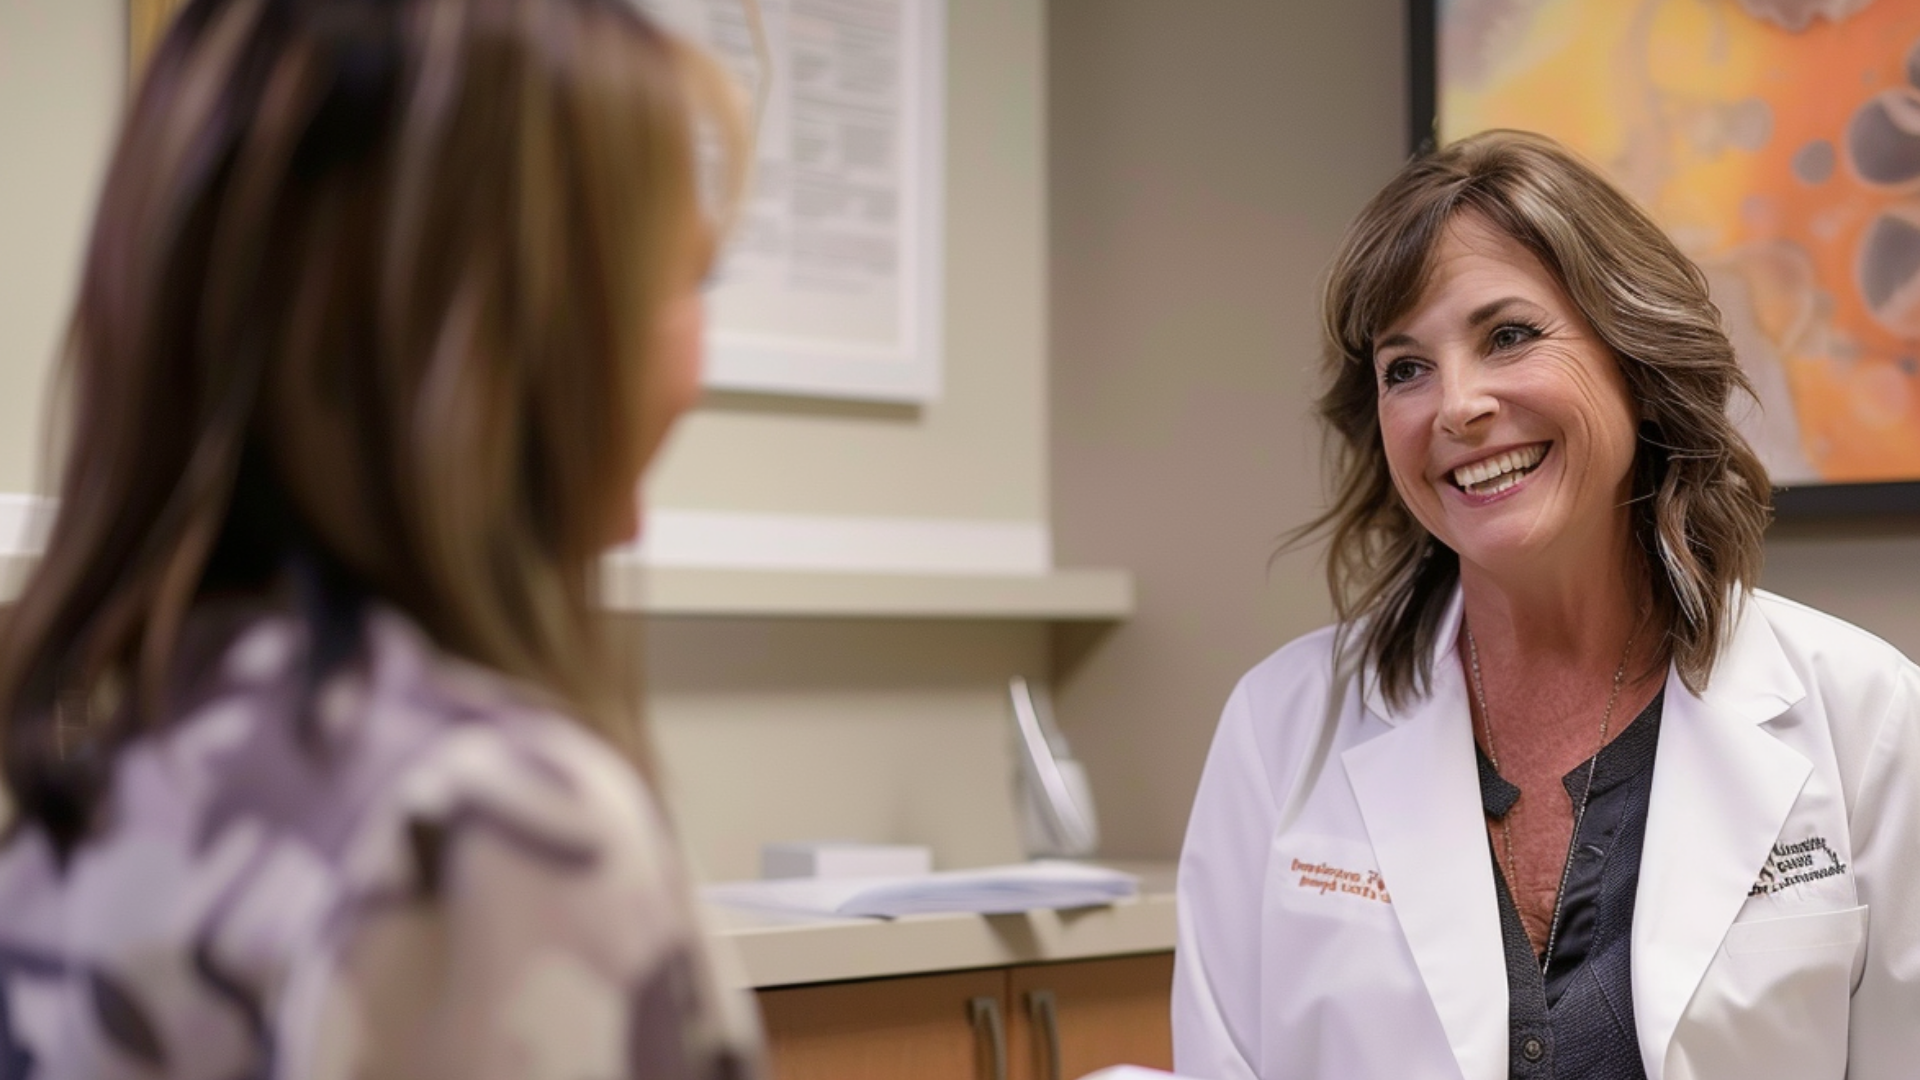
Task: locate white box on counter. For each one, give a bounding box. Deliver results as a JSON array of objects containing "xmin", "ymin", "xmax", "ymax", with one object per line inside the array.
[{"xmin": 760, "ymin": 841, "xmax": 934, "ymax": 880}]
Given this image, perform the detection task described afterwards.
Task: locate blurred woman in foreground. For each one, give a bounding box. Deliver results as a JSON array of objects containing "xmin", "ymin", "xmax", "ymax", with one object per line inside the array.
[
  {"xmin": 0, "ymin": 1, "xmax": 756, "ymax": 1076},
  {"xmin": 1174, "ymin": 131, "xmax": 1920, "ymax": 1079}
]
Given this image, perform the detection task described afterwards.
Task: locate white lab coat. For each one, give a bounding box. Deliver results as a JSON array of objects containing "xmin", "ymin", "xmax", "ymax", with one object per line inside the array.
[{"xmin": 1173, "ymin": 589, "xmax": 1920, "ymax": 1080}]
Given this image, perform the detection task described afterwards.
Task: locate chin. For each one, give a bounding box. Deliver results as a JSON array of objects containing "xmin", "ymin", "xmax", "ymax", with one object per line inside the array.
[{"xmin": 1445, "ymin": 519, "xmax": 1564, "ymax": 573}]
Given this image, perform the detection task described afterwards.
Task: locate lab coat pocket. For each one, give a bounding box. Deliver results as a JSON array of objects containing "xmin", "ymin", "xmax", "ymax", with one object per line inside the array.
[
  {"xmin": 1668, "ymin": 906, "xmax": 1864, "ymax": 1080},
  {"xmin": 1722, "ymin": 904, "xmax": 1866, "ymax": 956}
]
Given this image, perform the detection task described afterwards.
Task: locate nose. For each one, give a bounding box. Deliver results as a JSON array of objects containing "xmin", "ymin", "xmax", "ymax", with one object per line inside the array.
[{"xmin": 1436, "ymin": 358, "xmax": 1496, "ymax": 436}]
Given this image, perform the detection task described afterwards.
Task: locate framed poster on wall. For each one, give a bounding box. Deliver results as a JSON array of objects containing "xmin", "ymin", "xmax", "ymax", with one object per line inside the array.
[
  {"xmin": 645, "ymin": 0, "xmax": 946, "ymax": 404},
  {"xmin": 1411, "ymin": 0, "xmax": 1920, "ymax": 514},
  {"xmin": 129, "ymin": 0, "xmax": 948, "ymax": 406}
]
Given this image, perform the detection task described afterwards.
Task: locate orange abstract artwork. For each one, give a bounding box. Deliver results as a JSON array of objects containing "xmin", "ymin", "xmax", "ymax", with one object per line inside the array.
[{"xmin": 1441, "ymin": 0, "xmax": 1920, "ymax": 484}]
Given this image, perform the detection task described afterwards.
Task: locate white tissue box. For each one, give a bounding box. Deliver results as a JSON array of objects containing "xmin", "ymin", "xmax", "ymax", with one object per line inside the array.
[{"xmin": 760, "ymin": 841, "xmax": 933, "ymax": 880}]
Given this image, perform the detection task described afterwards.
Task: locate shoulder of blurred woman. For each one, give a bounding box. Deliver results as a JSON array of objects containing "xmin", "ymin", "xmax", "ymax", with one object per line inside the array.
[
  {"xmin": 0, "ymin": 603, "xmax": 716, "ymax": 1073},
  {"xmin": 235, "ymin": 610, "xmax": 754, "ymax": 1080},
  {"xmin": 145, "ymin": 603, "xmax": 686, "ymax": 905},
  {"xmin": 349, "ymin": 606, "xmax": 681, "ymax": 880}
]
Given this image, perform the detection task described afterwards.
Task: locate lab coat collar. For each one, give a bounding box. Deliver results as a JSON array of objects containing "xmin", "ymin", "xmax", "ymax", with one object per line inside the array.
[
  {"xmin": 1344, "ymin": 588, "xmax": 1506, "ymax": 1080},
  {"xmin": 1633, "ymin": 593, "xmax": 1810, "ymax": 1080},
  {"xmin": 1345, "ymin": 588, "xmax": 1811, "ymax": 1080},
  {"xmin": 1681, "ymin": 589, "xmax": 1807, "ymax": 723}
]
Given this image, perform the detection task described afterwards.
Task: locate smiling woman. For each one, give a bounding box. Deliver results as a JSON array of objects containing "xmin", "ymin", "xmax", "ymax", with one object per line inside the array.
[
  {"xmin": 1370, "ymin": 212, "xmax": 1642, "ymax": 606},
  {"xmin": 1313, "ymin": 132, "xmax": 1772, "ymax": 709},
  {"xmin": 1172, "ymin": 131, "xmax": 1920, "ymax": 1080}
]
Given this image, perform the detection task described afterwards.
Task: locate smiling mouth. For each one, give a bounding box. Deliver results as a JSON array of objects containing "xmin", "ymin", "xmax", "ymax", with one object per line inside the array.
[{"xmin": 1449, "ymin": 443, "xmax": 1549, "ymax": 496}]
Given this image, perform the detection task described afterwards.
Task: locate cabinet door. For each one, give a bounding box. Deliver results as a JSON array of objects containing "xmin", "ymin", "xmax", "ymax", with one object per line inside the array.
[
  {"xmin": 1008, "ymin": 953, "xmax": 1175, "ymax": 1080},
  {"xmin": 758, "ymin": 969, "xmax": 1009, "ymax": 1080}
]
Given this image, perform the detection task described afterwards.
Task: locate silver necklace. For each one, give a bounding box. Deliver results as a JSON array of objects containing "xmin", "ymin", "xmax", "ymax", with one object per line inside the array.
[{"xmin": 1466, "ymin": 621, "xmax": 1638, "ymax": 979}]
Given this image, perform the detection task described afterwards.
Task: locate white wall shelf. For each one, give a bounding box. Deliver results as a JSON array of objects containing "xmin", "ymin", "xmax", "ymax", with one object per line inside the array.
[{"xmin": 603, "ymin": 563, "xmax": 1134, "ymax": 621}]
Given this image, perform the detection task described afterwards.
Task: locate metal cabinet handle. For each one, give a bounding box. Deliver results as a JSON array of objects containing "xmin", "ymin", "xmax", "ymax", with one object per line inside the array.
[
  {"xmin": 1026, "ymin": 989, "xmax": 1062, "ymax": 1080},
  {"xmin": 969, "ymin": 996, "xmax": 1007, "ymax": 1080}
]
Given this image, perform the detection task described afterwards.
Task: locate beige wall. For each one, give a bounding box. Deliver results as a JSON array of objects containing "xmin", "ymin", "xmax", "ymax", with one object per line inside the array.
[
  {"xmin": 1046, "ymin": 0, "xmax": 1920, "ymax": 863},
  {"xmin": 644, "ymin": 617, "xmax": 1040, "ymax": 880},
  {"xmin": 0, "ymin": 0, "xmax": 122, "ymax": 494},
  {"xmin": 1047, "ymin": 0, "xmax": 1402, "ymax": 860},
  {"xmin": 1765, "ymin": 521, "xmax": 1920, "ymax": 655}
]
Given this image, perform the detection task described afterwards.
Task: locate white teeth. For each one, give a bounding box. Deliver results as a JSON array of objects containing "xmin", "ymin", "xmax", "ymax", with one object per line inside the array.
[{"xmin": 1451, "ymin": 444, "xmax": 1548, "ymax": 494}]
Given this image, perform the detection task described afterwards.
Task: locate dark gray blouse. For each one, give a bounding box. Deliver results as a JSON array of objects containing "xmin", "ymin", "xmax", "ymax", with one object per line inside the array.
[{"xmin": 1477, "ymin": 692, "xmax": 1664, "ymax": 1080}]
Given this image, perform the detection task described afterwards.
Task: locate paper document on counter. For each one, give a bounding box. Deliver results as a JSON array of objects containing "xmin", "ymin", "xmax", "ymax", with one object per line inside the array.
[{"xmin": 701, "ymin": 860, "xmax": 1138, "ymax": 918}]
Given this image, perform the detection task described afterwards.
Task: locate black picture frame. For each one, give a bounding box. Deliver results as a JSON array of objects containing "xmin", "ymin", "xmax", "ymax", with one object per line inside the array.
[{"xmin": 1406, "ymin": 0, "xmax": 1920, "ymax": 518}]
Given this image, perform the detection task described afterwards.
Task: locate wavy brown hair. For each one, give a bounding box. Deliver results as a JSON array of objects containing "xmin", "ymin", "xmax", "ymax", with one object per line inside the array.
[
  {"xmin": 1302, "ymin": 130, "xmax": 1772, "ymax": 708},
  {"xmin": 0, "ymin": 0, "xmax": 745, "ymax": 850}
]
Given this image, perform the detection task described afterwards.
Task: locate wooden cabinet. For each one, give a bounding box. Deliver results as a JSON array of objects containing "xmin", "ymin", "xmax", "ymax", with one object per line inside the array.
[
  {"xmin": 757, "ymin": 969, "xmax": 1006, "ymax": 1080},
  {"xmin": 1006, "ymin": 956, "xmax": 1174, "ymax": 1080},
  {"xmin": 758, "ymin": 952, "xmax": 1173, "ymax": 1080}
]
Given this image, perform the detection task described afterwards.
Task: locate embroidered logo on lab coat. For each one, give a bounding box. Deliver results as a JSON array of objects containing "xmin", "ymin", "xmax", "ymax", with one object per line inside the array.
[
  {"xmin": 1272, "ymin": 834, "xmax": 1395, "ymax": 928},
  {"xmin": 1291, "ymin": 858, "xmax": 1392, "ymax": 904},
  {"xmin": 1749, "ymin": 835, "xmax": 1847, "ymax": 898}
]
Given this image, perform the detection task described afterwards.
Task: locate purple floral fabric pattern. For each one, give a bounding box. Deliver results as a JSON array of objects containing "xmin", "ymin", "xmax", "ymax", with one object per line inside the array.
[{"xmin": 0, "ymin": 608, "xmax": 762, "ymax": 1080}]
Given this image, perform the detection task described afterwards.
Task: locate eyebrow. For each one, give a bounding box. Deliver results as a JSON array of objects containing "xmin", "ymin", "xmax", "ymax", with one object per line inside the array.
[{"xmin": 1373, "ymin": 296, "xmax": 1538, "ymax": 357}]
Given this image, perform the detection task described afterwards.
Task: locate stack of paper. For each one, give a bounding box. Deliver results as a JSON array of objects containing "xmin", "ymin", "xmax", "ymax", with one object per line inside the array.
[{"xmin": 701, "ymin": 860, "xmax": 1139, "ymax": 919}]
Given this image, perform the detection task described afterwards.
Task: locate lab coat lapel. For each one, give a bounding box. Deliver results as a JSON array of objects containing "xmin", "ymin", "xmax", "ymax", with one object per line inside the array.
[
  {"xmin": 1633, "ymin": 598, "xmax": 1808, "ymax": 1080},
  {"xmin": 1345, "ymin": 599, "xmax": 1508, "ymax": 1080}
]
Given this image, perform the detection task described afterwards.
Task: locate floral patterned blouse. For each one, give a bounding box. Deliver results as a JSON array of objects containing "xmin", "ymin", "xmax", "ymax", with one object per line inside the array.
[{"xmin": 0, "ymin": 606, "xmax": 763, "ymax": 1080}]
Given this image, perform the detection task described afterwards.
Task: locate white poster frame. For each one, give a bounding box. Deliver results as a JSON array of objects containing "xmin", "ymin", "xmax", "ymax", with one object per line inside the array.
[{"xmin": 686, "ymin": 0, "xmax": 947, "ymax": 404}]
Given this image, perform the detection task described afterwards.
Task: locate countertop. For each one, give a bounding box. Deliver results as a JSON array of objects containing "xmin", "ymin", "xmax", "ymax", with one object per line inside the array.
[{"xmin": 703, "ymin": 861, "xmax": 1177, "ymax": 989}]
